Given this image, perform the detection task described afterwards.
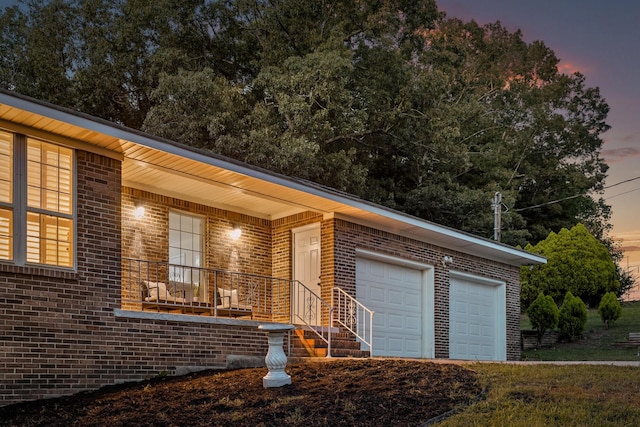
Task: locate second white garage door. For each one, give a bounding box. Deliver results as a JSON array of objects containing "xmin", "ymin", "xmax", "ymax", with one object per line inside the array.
[
  {"xmin": 356, "ymin": 255, "xmax": 433, "ymax": 358},
  {"xmin": 449, "ymin": 273, "xmax": 506, "ymax": 361}
]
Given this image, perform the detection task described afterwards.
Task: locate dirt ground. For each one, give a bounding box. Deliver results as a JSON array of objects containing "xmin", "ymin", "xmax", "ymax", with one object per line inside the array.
[{"xmin": 0, "ymin": 359, "xmax": 482, "ymax": 427}]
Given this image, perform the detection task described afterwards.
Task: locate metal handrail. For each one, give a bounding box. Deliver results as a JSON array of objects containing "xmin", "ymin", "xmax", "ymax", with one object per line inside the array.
[
  {"xmin": 332, "ymin": 287, "xmax": 375, "ymax": 356},
  {"xmin": 290, "ymin": 280, "xmax": 334, "ymax": 357},
  {"xmin": 122, "ymin": 258, "xmax": 291, "ymax": 320}
]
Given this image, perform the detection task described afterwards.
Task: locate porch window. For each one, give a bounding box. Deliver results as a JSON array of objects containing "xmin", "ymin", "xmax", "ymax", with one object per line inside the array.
[
  {"xmin": 169, "ymin": 210, "xmax": 205, "ymax": 299},
  {"xmin": 0, "ymin": 131, "xmax": 74, "ymax": 267}
]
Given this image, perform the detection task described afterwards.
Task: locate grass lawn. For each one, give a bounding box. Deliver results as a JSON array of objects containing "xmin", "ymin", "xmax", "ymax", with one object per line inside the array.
[
  {"xmin": 438, "ymin": 363, "xmax": 640, "ymax": 426},
  {"xmin": 521, "ymin": 300, "xmax": 640, "ymax": 361},
  {"xmin": 430, "ymin": 299, "xmax": 640, "ymax": 425}
]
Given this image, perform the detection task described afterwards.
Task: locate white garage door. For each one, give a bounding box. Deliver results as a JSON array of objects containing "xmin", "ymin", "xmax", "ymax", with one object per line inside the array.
[
  {"xmin": 356, "ymin": 256, "xmax": 428, "ymax": 358},
  {"xmin": 449, "ymin": 274, "xmax": 506, "ymax": 361}
]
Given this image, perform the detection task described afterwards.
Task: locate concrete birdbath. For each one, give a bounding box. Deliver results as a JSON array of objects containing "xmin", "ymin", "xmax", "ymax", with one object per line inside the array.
[{"xmin": 258, "ymin": 323, "xmax": 295, "ymax": 388}]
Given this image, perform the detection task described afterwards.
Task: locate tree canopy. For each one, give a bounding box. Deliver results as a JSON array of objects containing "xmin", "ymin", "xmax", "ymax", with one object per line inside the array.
[
  {"xmin": 0, "ymin": 0, "xmax": 615, "ymax": 250},
  {"xmin": 521, "ymin": 223, "xmax": 619, "ymax": 309}
]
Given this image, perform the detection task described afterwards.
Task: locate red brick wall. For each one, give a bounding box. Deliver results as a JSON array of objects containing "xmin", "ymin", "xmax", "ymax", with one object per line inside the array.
[
  {"xmin": 1, "ymin": 150, "xmax": 524, "ymax": 407},
  {"xmin": 329, "ymin": 218, "xmax": 522, "ymax": 361},
  {"xmin": 121, "ymin": 188, "xmax": 272, "ymax": 276},
  {"xmin": 0, "ymin": 152, "xmax": 272, "ymax": 407}
]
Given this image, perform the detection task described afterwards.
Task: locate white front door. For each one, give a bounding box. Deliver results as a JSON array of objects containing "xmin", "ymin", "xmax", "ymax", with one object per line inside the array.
[{"xmin": 293, "ymin": 224, "xmax": 321, "ymax": 325}]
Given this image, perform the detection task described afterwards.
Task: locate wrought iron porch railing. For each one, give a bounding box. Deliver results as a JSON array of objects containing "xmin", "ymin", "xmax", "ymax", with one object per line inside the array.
[
  {"xmin": 122, "ymin": 258, "xmax": 291, "ymax": 320},
  {"xmin": 122, "ymin": 259, "xmax": 374, "ymax": 358},
  {"xmin": 291, "ymin": 280, "xmax": 334, "ymax": 357},
  {"xmin": 332, "ymin": 287, "xmax": 374, "ymax": 356}
]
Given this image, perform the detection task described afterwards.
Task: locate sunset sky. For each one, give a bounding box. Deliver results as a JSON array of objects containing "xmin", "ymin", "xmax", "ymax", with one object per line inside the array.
[
  {"xmin": 438, "ymin": 0, "xmax": 640, "ymax": 274},
  {"xmin": 1, "ymin": 0, "xmax": 639, "ymax": 272}
]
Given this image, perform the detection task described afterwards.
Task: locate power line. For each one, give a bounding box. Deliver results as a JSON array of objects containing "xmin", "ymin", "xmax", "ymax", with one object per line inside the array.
[
  {"xmin": 514, "ymin": 194, "xmax": 582, "ymax": 212},
  {"xmin": 604, "ymin": 187, "xmax": 640, "ymax": 201},
  {"xmin": 514, "ymin": 175, "xmax": 640, "ymax": 212},
  {"xmin": 604, "ymin": 175, "xmax": 640, "ymax": 189}
]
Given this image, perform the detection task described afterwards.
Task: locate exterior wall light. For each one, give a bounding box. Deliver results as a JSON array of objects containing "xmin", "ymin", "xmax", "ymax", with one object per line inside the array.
[
  {"xmin": 442, "ymin": 255, "xmax": 453, "ymax": 267},
  {"xmin": 230, "ymin": 224, "xmax": 242, "ymax": 240},
  {"xmin": 133, "ymin": 200, "xmax": 146, "ymax": 219}
]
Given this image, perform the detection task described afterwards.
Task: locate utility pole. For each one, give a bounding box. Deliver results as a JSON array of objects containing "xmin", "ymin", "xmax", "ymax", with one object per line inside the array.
[{"xmin": 492, "ymin": 192, "xmax": 502, "ymax": 242}]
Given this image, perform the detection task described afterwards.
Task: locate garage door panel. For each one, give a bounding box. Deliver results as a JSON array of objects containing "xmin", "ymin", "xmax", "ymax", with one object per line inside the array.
[
  {"xmin": 405, "ymin": 315, "xmax": 421, "ymax": 332},
  {"xmin": 387, "ymin": 337, "xmax": 405, "ymax": 353},
  {"xmin": 453, "ymin": 301, "xmax": 468, "ymax": 315},
  {"xmin": 406, "ymin": 339, "xmax": 420, "ymax": 354},
  {"xmin": 373, "ymin": 313, "xmax": 385, "ymax": 328},
  {"xmin": 388, "ymin": 289, "xmax": 404, "ymax": 306},
  {"xmin": 387, "ymin": 265, "xmax": 405, "ymax": 282},
  {"xmin": 404, "ymin": 290, "xmax": 421, "ymax": 303},
  {"xmin": 369, "ymin": 262, "xmax": 386, "ymax": 278},
  {"xmin": 369, "ymin": 286, "xmax": 386, "ymax": 303},
  {"xmin": 387, "ymin": 313, "xmax": 405, "ymax": 330},
  {"xmin": 372, "ymin": 336, "xmax": 385, "ymax": 351},
  {"xmin": 469, "ymin": 324, "xmax": 480, "ymax": 336},
  {"xmin": 469, "ymin": 303, "xmax": 481, "ymax": 316}
]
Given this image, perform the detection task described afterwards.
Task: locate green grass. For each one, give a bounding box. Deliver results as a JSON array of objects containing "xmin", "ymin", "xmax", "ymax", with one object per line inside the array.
[
  {"xmin": 521, "ymin": 300, "xmax": 640, "ymax": 361},
  {"xmin": 435, "ymin": 301, "xmax": 640, "ymax": 426},
  {"xmin": 438, "ymin": 363, "xmax": 640, "ymax": 427}
]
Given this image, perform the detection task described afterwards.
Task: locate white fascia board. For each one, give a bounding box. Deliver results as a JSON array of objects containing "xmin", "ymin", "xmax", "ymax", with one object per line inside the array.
[{"xmin": 1, "ymin": 91, "xmax": 547, "ymax": 266}]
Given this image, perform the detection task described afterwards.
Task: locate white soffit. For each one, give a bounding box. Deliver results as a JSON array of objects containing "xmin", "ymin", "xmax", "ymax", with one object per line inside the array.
[{"xmin": 0, "ymin": 91, "xmax": 546, "ymax": 266}]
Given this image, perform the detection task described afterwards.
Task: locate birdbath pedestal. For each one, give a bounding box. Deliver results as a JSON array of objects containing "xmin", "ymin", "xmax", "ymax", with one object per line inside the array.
[{"xmin": 258, "ymin": 323, "xmax": 295, "ymax": 388}]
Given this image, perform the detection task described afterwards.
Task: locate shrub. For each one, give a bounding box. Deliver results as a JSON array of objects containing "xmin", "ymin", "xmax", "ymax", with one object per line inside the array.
[
  {"xmin": 598, "ymin": 291, "xmax": 622, "ymax": 328},
  {"xmin": 527, "ymin": 292, "xmax": 559, "ymax": 347},
  {"xmin": 558, "ymin": 291, "xmax": 587, "ymax": 341}
]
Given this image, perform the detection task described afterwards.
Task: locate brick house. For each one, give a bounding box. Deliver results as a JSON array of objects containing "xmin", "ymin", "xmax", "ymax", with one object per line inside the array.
[{"xmin": 0, "ymin": 91, "xmax": 544, "ymax": 406}]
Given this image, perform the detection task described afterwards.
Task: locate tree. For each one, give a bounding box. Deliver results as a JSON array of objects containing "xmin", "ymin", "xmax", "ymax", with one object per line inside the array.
[
  {"xmin": 558, "ymin": 291, "xmax": 587, "ymax": 342},
  {"xmin": 598, "ymin": 291, "xmax": 622, "ymax": 329},
  {"xmin": 520, "ymin": 223, "xmax": 619, "ymax": 309},
  {"xmin": 527, "ymin": 292, "xmax": 559, "ymax": 348},
  {"xmin": 0, "ymin": 0, "xmax": 621, "ymax": 265}
]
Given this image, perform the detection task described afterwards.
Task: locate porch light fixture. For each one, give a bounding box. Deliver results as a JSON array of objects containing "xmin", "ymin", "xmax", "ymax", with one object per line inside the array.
[
  {"xmin": 230, "ymin": 224, "xmax": 242, "ymax": 240},
  {"xmin": 133, "ymin": 200, "xmax": 146, "ymax": 219},
  {"xmin": 442, "ymin": 255, "xmax": 453, "ymax": 267}
]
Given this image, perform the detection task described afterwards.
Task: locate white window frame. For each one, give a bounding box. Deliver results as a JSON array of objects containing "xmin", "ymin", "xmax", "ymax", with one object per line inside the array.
[
  {"xmin": 0, "ymin": 131, "xmax": 76, "ymax": 269},
  {"xmin": 168, "ymin": 210, "xmax": 206, "ymax": 300}
]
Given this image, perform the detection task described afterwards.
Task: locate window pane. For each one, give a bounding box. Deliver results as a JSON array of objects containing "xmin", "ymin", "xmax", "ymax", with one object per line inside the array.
[
  {"xmin": 56, "ymin": 217, "xmax": 73, "ymax": 267},
  {"xmin": 0, "ymin": 131, "xmax": 12, "ymax": 204},
  {"xmin": 27, "ymin": 139, "xmax": 41, "ymax": 163},
  {"xmin": 27, "ymin": 138, "xmax": 73, "ymax": 213},
  {"xmin": 169, "ymin": 246, "xmax": 181, "ymax": 264},
  {"xmin": 0, "ymin": 208, "xmax": 12, "ymax": 260},
  {"xmin": 27, "ymin": 158, "xmax": 41, "ymax": 207},
  {"xmin": 26, "ymin": 212, "xmax": 40, "ymax": 263},
  {"xmin": 26, "ymin": 212, "xmax": 73, "ymax": 267},
  {"xmin": 181, "ymin": 215, "xmax": 193, "ymax": 233},
  {"xmin": 169, "ymin": 211, "xmax": 180, "ymax": 229}
]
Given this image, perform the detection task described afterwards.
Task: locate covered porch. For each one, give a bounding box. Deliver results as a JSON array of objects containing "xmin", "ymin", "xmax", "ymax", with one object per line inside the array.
[{"xmin": 122, "ymin": 257, "xmax": 307, "ymax": 323}]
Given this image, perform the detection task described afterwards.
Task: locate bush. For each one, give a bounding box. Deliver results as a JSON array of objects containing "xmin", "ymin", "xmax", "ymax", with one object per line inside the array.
[
  {"xmin": 527, "ymin": 292, "xmax": 559, "ymax": 347},
  {"xmin": 558, "ymin": 291, "xmax": 587, "ymax": 341},
  {"xmin": 598, "ymin": 291, "xmax": 622, "ymax": 328}
]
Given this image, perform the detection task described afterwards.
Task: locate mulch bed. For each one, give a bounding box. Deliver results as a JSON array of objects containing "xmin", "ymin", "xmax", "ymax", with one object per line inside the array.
[{"xmin": 0, "ymin": 359, "xmax": 482, "ymax": 427}]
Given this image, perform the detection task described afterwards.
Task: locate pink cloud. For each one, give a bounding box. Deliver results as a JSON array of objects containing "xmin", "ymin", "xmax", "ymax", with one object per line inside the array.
[
  {"xmin": 602, "ymin": 147, "xmax": 640, "ymax": 163},
  {"xmin": 557, "ymin": 61, "xmax": 585, "ymax": 75}
]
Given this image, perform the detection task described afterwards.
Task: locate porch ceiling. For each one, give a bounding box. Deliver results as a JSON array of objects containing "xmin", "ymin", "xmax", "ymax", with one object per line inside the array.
[
  {"xmin": 1, "ymin": 97, "xmax": 334, "ymax": 220},
  {"xmin": 0, "ymin": 91, "xmax": 546, "ymax": 266}
]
